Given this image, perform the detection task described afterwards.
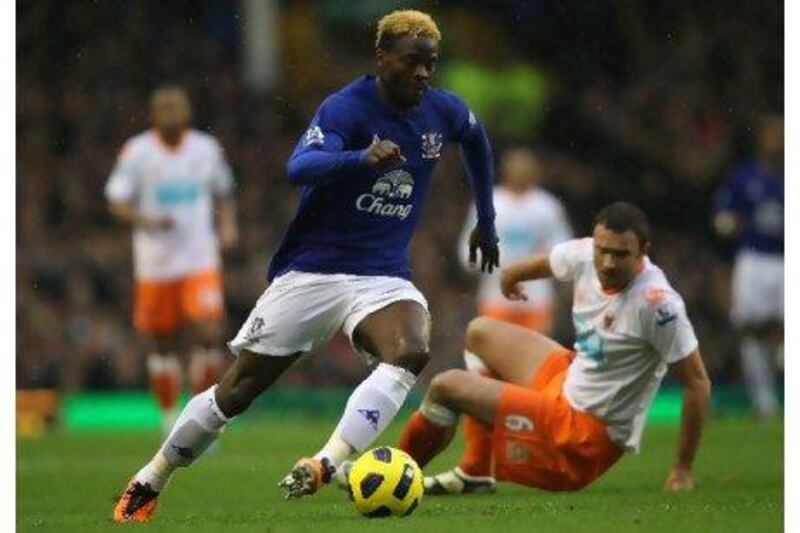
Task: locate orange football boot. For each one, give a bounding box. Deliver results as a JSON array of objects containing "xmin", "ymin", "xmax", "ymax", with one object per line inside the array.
[
  {"xmin": 278, "ymin": 457, "xmax": 335, "ymax": 499},
  {"xmin": 112, "ymin": 478, "xmax": 159, "ymax": 523}
]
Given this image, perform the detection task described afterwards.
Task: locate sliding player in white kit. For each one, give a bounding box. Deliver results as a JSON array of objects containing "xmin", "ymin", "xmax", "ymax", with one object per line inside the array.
[
  {"xmin": 399, "ymin": 202, "xmax": 711, "ymax": 494},
  {"xmin": 105, "ymin": 86, "xmax": 238, "ymax": 433},
  {"xmin": 454, "ymin": 148, "xmax": 571, "ymax": 481}
]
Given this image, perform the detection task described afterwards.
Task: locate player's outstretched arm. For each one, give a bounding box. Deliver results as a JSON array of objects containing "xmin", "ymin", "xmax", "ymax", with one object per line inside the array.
[
  {"xmin": 459, "ymin": 117, "xmax": 498, "ymax": 273},
  {"xmin": 665, "ymin": 349, "xmax": 711, "ymax": 492},
  {"xmin": 286, "ymin": 139, "xmax": 365, "ymax": 186},
  {"xmin": 286, "ymin": 94, "xmax": 370, "ymax": 186},
  {"xmin": 499, "ymin": 253, "xmax": 553, "ymax": 301},
  {"xmin": 286, "ymin": 135, "xmax": 405, "ymax": 186}
]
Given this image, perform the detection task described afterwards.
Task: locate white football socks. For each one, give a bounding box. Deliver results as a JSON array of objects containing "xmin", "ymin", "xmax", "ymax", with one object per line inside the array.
[
  {"xmin": 135, "ymin": 385, "xmax": 230, "ymax": 492},
  {"xmin": 315, "ymin": 363, "xmax": 416, "ymax": 468},
  {"xmin": 741, "ymin": 336, "xmax": 778, "ymax": 418},
  {"xmin": 314, "ymin": 433, "xmax": 354, "ymax": 467}
]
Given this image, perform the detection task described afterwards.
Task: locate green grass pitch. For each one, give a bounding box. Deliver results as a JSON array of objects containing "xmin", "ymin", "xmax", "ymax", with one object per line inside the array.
[{"xmin": 18, "ymin": 417, "xmax": 782, "ymax": 532}]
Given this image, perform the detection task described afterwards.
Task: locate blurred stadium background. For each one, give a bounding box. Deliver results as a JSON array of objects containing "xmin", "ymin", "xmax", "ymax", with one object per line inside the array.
[{"xmin": 16, "ymin": 1, "xmax": 782, "ymax": 432}]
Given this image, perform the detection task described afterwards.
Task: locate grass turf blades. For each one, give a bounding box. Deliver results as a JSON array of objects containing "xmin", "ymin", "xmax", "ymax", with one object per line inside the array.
[{"xmin": 18, "ymin": 417, "xmax": 782, "ymax": 532}]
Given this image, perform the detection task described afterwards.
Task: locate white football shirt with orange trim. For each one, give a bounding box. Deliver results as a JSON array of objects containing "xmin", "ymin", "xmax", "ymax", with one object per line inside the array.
[
  {"xmin": 105, "ymin": 129, "xmax": 234, "ymax": 281},
  {"xmin": 459, "ymin": 186, "xmax": 572, "ymax": 310},
  {"xmin": 549, "ymin": 238, "xmax": 698, "ymax": 452}
]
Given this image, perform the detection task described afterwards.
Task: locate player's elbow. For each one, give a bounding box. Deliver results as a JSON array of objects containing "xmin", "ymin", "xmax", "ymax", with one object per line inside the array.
[
  {"xmin": 286, "ymin": 156, "xmax": 307, "ymax": 185},
  {"xmin": 288, "ymin": 151, "xmax": 326, "ymax": 185},
  {"xmin": 686, "ymin": 374, "xmax": 712, "ymax": 400}
]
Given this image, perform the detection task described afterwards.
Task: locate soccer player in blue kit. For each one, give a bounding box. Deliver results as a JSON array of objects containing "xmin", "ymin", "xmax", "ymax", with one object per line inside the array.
[
  {"xmin": 113, "ymin": 10, "xmax": 499, "ymax": 522},
  {"xmin": 713, "ymin": 114, "xmax": 783, "ymax": 419}
]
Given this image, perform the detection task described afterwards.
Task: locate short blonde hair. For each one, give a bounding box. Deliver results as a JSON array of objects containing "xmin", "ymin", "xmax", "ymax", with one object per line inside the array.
[{"xmin": 375, "ymin": 10, "xmax": 441, "ymax": 50}]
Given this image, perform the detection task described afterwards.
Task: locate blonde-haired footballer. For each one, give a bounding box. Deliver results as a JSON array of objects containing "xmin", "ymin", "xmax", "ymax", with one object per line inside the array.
[
  {"xmin": 114, "ymin": 10, "xmax": 499, "ymax": 522},
  {"xmin": 105, "ymin": 86, "xmax": 238, "ymax": 434},
  {"xmin": 397, "ymin": 202, "xmax": 711, "ymax": 495}
]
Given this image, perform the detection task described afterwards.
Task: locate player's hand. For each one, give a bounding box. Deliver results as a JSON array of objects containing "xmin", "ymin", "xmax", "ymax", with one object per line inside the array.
[
  {"xmin": 363, "ymin": 137, "xmax": 406, "ymax": 167},
  {"xmin": 664, "ymin": 465, "xmax": 694, "ymax": 492},
  {"xmin": 142, "ymin": 214, "xmax": 174, "ymax": 232},
  {"xmin": 500, "ymin": 268, "xmax": 527, "ymax": 301},
  {"xmin": 713, "ymin": 212, "xmax": 740, "ymax": 239},
  {"xmin": 468, "ymin": 226, "xmax": 500, "ymax": 274}
]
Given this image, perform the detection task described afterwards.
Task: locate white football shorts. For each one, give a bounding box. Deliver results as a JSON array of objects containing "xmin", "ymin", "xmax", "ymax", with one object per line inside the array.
[
  {"xmin": 228, "ymin": 270, "xmax": 429, "ymax": 360},
  {"xmin": 730, "ymin": 250, "xmax": 784, "ymax": 326}
]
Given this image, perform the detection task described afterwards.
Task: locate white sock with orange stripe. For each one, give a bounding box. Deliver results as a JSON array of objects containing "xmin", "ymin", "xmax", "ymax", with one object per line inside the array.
[
  {"xmin": 147, "ymin": 353, "xmax": 182, "ymax": 434},
  {"xmin": 189, "ymin": 348, "xmax": 224, "ymax": 394}
]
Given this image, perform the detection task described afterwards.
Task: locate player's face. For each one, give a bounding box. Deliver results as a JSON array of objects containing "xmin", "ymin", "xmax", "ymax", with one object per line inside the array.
[
  {"xmin": 377, "ymin": 36, "xmax": 439, "ymax": 108},
  {"xmin": 501, "ymin": 150, "xmax": 540, "ymax": 191},
  {"xmin": 592, "ymin": 224, "xmax": 645, "ymax": 291},
  {"xmin": 150, "ymin": 90, "xmax": 191, "ymax": 136}
]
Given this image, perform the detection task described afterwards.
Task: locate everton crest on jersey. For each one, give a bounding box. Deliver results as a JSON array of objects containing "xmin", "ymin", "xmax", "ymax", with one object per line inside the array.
[{"xmin": 420, "ymin": 131, "xmax": 442, "ymax": 159}]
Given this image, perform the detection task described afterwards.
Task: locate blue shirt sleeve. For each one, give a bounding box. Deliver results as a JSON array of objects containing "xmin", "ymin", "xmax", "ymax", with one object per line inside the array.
[
  {"xmin": 452, "ymin": 98, "xmax": 497, "ymax": 243},
  {"xmin": 286, "ymin": 95, "xmax": 367, "ymax": 186}
]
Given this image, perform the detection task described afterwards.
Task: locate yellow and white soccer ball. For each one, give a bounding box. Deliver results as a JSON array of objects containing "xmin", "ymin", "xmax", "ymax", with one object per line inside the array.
[{"xmin": 347, "ymin": 446, "xmax": 423, "ymax": 518}]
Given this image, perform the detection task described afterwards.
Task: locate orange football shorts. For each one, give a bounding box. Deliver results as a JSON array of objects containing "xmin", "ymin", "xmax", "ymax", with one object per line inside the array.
[
  {"xmin": 134, "ymin": 269, "xmax": 223, "ymax": 335},
  {"xmin": 492, "ymin": 349, "xmax": 623, "ymax": 491},
  {"xmin": 479, "ymin": 303, "xmax": 553, "ymax": 334}
]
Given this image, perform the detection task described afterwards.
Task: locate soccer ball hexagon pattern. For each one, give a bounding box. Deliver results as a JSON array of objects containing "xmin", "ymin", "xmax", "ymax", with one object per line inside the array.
[{"xmin": 347, "ymin": 446, "xmax": 423, "ymax": 518}]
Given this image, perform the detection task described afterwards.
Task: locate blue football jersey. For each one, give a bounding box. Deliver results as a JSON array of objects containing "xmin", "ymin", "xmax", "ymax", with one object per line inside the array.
[
  {"xmin": 714, "ymin": 159, "xmax": 783, "ymax": 255},
  {"xmin": 268, "ymin": 75, "xmax": 495, "ymax": 281}
]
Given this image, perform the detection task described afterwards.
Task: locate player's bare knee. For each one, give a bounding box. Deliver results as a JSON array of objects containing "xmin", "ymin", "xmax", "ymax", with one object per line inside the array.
[
  {"xmin": 465, "ymin": 316, "xmax": 494, "ymax": 354},
  {"xmin": 391, "ymin": 348, "xmax": 429, "ymax": 375},
  {"xmin": 429, "ymin": 369, "xmax": 468, "ymax": 404},
  {"xmin": 384, "ymin": 335, "xmax": 430, "ymax": 375}
]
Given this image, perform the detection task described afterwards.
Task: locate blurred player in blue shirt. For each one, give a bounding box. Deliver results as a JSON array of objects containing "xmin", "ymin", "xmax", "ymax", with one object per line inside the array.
[
  {"xmin": 713, "ymin": 115, "xmax": 783, "ymax": 419},
  {"xmin": 114, "ymin": 10, "xmax": 500, "ymax": 521}
]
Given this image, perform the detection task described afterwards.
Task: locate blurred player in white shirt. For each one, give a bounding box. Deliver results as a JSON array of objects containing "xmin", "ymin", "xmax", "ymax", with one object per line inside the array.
[
  {"xmin": 713, "ymin": 115, "xmax": 783, "ymax": 419},
  {"xmin": 456, "ymin": 148, "xmax": 571, "ymax": 477},
  {"xmin": 399, "ymin": 202, "xmax": 710, "ymax": 494},
  {"xmin": 105, "ymin": 86, "xmax": 238, "ymax": 431},
  {"xmin": 459, "ymin": 148, "xmax": 571, "ymax": 333}
]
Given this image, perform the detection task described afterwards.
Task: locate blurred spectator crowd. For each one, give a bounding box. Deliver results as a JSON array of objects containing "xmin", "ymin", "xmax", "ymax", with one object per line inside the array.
[{"xmin": 17, "ymin": 1, "xmax": 782, "ymax": 390}]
